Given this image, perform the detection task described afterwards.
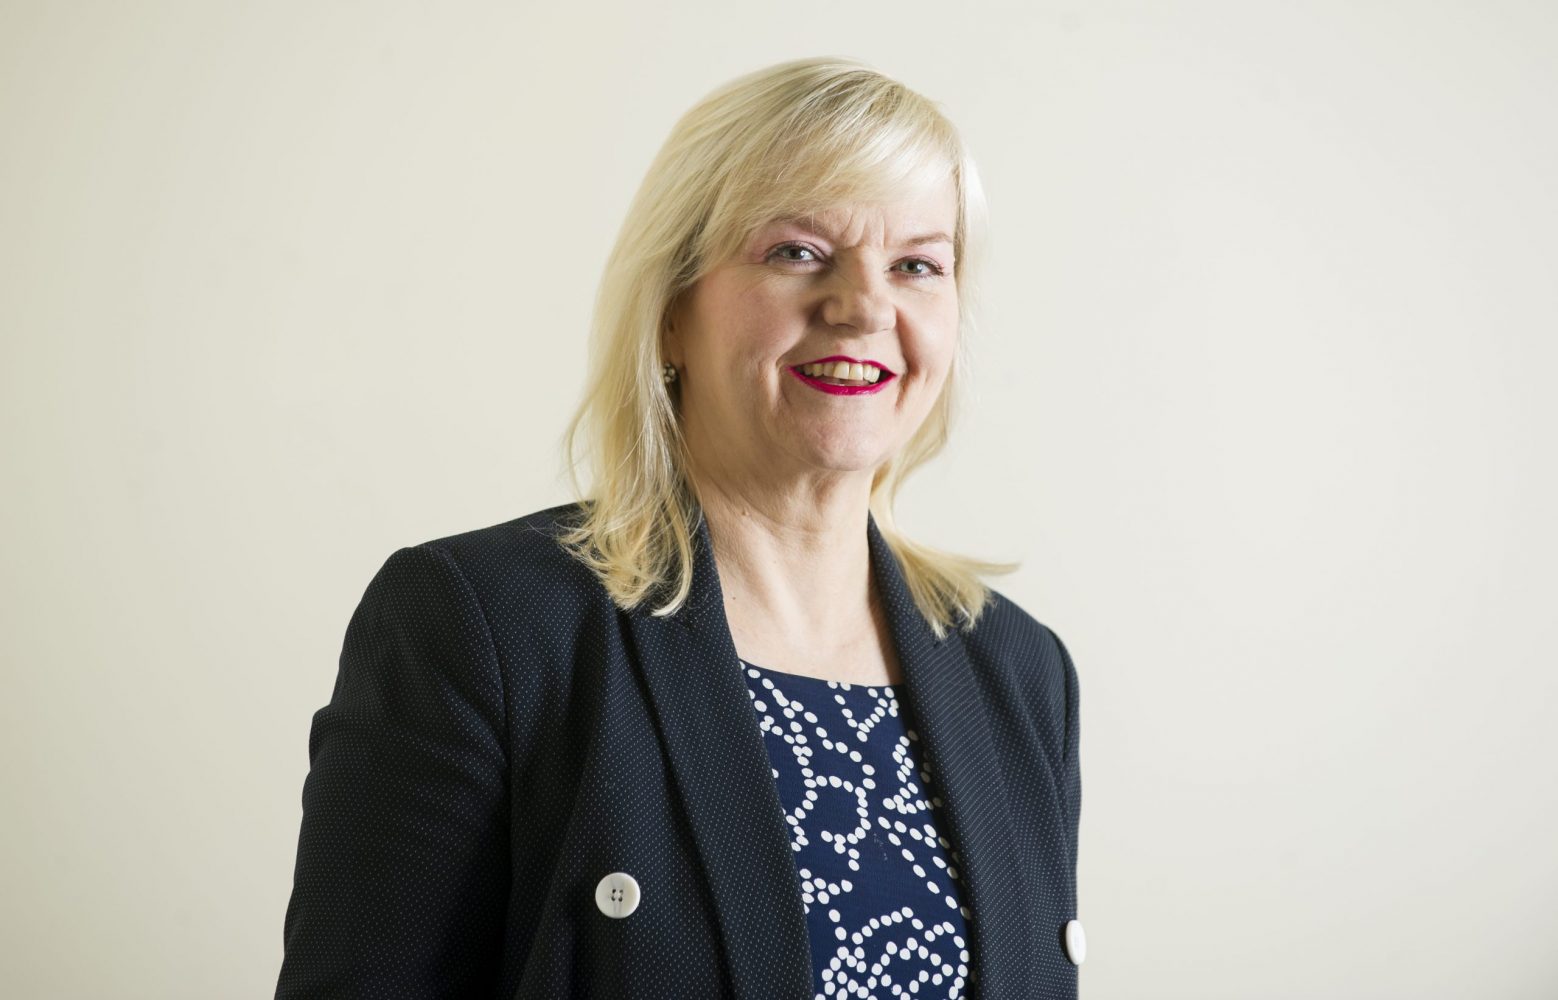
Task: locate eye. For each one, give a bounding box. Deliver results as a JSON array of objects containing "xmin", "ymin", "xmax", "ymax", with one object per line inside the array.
[
  {"xmin": 766, "ymin": 242, "xmax": 949, "ymax": 280},
  {"xmin": 897, "ymin": 257, "xmax": 948, "ymax": 279},
  {"xmin": 767, "ymin": 242, "xmax": 821, "ymax": 265}
]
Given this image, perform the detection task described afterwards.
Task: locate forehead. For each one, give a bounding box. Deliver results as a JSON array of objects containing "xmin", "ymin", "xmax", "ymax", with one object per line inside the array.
[{"xmin": 755, "ymin": 183, "xmax": 958, "ymax": 246}]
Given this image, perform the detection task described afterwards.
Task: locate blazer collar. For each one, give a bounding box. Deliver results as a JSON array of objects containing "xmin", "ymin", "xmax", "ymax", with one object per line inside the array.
[{"xmin": 626, "ymin": 507, "xmax": 1038, "ymax": 998}]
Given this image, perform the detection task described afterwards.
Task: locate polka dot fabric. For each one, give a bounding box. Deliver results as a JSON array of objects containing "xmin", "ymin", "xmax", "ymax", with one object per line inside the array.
[
  {"xmin": 276, "ymin": 501, "xmax": 1082, "ymax": 999},
  {"xmin": 741, "ymin": 660, "xmax": 973, "ymax": 999}
]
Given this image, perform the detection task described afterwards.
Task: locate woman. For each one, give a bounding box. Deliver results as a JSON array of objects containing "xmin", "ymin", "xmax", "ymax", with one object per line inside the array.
[{"xmin": 277, "ymin": 56, "xmax": 1083, "ymax": 1000}]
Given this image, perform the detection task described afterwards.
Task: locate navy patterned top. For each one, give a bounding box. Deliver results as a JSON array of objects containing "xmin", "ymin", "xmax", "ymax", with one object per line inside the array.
[{"xmin": 739, "ymin": 658, "xmax": 973, "ymax": 1000}]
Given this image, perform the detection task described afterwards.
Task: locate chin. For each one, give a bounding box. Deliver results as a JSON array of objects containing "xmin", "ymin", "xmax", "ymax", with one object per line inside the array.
[
  {"xmin": 787, "ymin": 423, "xmax": 899, "ymax": 472},
  {"xmin": 806, "ymin": 444, "xmax": 892, "ymax": 473}
]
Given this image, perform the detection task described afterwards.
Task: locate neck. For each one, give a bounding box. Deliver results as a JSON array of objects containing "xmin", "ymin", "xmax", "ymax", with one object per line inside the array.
[{"xmin": 688, "ymin": 473, "xmax": 877, "ymax": 649}]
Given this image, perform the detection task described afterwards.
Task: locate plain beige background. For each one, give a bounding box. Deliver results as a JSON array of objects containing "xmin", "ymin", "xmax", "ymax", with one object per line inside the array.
[{"xmin": 3, "ymin": 2, "xmax": 1556, "ymax": 997}]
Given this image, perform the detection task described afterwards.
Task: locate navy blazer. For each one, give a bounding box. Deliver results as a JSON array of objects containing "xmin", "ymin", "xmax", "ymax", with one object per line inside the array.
[{"xmin": 277, "ymin": 500, "xmax": 1082, "ymax": 999}]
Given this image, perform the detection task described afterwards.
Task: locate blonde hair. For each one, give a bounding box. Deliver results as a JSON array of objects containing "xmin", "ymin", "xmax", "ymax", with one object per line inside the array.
[{"xmin": 557, "ymin": 55, "xmax": 1018, "ymax": 639}]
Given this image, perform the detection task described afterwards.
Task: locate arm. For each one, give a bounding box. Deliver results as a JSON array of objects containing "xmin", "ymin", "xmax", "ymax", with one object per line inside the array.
[
  {"xmin": 277, "ymin": 543, "xmax": 510, "ymax": 998},
  {"xmin": 1047, "ymin": 624, "xmax": 1082, "ymax": 906}
]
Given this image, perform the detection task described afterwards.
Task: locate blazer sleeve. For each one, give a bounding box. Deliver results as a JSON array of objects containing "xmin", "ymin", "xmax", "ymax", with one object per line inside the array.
[
  {"xmin": 277, "ymin": 543, "xmax": 510, "ymax": 998},
  {"xmin": 1048, "ymin": 624, "xmax": 1082, "ymax": 902}
]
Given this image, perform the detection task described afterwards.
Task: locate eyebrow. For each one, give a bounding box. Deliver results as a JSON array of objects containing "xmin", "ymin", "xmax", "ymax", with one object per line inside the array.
[{"xmin": 764, "ymin": 217, "xmax": 954, "ymax": 249}]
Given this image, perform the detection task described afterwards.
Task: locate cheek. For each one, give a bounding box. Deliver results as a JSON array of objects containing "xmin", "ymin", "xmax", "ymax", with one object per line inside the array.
[
  {"xmin": 741, "ymin": 280, "xmax": 804, "ymax": 321},
  {"xmin": 722, "ymin": 292, "xmax": 802, "ymax": 359},
  {"xmin": 910, "ymin": 319, "xmax": 959, "ymax": 377}
]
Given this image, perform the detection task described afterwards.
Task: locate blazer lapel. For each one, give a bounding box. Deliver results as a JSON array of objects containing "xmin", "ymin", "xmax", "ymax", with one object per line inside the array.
[
  {"xmin": 863, "ymin": 515, "xmax": 1040, "ymax": 997},
  {"xmin": 626, "ymin": 512, "xmax": 813, "ymax": 999},
  {"xmin": 626, "ymin": 507, "xmax": 1037, "ymax": 999}
]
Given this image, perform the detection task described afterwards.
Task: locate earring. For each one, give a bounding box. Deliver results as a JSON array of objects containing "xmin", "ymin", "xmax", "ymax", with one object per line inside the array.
[{"xmin": 661, "ymin": 362, "xmax": 678, "ymax": 384}]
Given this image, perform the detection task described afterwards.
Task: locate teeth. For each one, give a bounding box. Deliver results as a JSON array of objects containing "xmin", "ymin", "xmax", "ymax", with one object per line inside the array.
[{"xmin": 801, "ymin": 361, "xmax": 883, "ymax": 384}]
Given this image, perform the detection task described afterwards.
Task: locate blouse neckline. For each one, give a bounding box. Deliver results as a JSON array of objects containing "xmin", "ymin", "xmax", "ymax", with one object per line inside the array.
[{"xmin": 739, "ymin": 658, "xmax": 906, "ymax": 690}]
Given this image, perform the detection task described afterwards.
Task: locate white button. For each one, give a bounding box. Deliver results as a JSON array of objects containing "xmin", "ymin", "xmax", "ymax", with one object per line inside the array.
[
  {"xmin": 595, "ymin": 871, "xmax": 641, "ymax": 918},
  {"xmin": 1064, "ymin": 918, "xmax": 1086, "ymax": 965}
]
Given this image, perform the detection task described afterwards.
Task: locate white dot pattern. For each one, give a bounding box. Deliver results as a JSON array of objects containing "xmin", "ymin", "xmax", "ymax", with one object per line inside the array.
[
  {"xmin": 742, "ymin": 659, "xmax": 973, "ymax": 999},
  {"xmin": 276, "ymin": 500, "xmax": 1081, "ymax": 999}
]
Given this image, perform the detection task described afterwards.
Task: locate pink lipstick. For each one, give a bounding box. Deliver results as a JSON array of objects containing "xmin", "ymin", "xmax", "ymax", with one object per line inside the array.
[{"xmin": 787, "ymin": 355, "xmax": 897, "ymax": 396}]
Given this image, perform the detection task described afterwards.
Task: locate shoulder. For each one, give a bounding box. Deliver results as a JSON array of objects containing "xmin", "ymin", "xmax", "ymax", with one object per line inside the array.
[
  {"xmin": 961, "ymin": 585, "xmax": 1079, "ymax": 705},
  {"xmin": 412, "ymin": 500, "xmax": 590, "ymax": 573},
  {"xmin": 964, "ymin": 586, "xmax": 1071, "ymax": 665},
  {"xmin": 385, "ymin": 500, "xmax": 608, "ymax": 620}
]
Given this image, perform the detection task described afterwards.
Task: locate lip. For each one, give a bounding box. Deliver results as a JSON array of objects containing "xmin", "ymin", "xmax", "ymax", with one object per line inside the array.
[{"xmin": 787, "ymin": 357, "xmax": 898, "ymax": 396}]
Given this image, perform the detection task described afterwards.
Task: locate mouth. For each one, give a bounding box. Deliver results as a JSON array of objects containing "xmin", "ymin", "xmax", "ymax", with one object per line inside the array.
[{"xmin": 788, "ymin": 355, "xmax": 898, "ymax": 395}]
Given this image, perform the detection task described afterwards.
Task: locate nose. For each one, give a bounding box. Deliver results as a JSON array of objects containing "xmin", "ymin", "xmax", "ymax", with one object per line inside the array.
[{"xmin": 819, "ymin": 261, "xmax": 895, "ymax": 335}]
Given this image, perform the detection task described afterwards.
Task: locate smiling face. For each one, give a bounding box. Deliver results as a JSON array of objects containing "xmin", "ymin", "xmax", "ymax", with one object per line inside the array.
[{"xmin": 666, "ymin": 175, "xmax": 961, "ymax": 499}]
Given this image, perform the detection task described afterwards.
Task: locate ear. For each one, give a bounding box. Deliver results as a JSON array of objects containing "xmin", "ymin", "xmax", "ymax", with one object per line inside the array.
[{"xmin": 662, "ymin": 295, "xmax": 686, "ymax": 368}]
